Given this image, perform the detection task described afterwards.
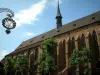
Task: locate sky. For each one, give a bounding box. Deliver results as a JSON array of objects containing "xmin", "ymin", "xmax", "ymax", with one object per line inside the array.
[{"xmin": 0, "ymin": 0, "xmax": 100, "ymax": 60}]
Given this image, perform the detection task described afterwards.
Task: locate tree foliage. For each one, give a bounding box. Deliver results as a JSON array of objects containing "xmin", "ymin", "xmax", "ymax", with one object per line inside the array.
[
  {"xmin": 4, "ymin": 55, "xmax": 28, "ymax": 75},
  {"xmin": 38, "ymin": 38, "xmax": 57, "ymax": 74},
  {"xmin": 68, "ymin": 48, "xmax": 92, "ymax": 74},
  {"xmin": 4, "ymin": 58, "xmax": 16, "ymax": 74},
  {"xmin": 15, "ymin": 56, "xmax": 28, "ymax": 70},
  {"xmin": 0, "ymin": 62, "xmax": 5, "ymax": 75}
]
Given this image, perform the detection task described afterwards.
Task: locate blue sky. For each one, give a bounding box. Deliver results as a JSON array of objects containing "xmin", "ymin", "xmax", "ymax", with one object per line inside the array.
[{"xmin": 0, "ymin": 0, "xmax": 100, "ymax": 60}]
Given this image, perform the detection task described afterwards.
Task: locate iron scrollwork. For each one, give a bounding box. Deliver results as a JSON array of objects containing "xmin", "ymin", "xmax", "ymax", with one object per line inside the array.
[{"xmin": 0, "ymin": 8, "xmax": 16, "ymax": 34}]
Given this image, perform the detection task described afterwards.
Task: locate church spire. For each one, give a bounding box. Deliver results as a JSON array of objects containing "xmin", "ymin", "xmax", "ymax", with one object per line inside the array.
[{"xmin": 56, "ymin": 0, "xmax": 62, "ymax": 30}]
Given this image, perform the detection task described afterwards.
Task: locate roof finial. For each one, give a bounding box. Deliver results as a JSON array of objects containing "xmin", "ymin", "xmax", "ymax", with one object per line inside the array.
[
  {"xmin": 58, "ymin": 0, "xmax": 59, "ymax": 4},
  {"xmin": 57, "ymin": 0, "xmax": 59, "ymax": 9}
]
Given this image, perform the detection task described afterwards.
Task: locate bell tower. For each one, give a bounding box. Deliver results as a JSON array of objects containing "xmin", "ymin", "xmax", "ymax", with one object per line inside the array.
[{"xmin": 56, "ymin": 0, "xmax": 62, "ymax": 30}]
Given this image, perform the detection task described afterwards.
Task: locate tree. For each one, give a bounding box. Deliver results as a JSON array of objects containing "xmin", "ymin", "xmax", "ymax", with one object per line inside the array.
[
  {"xmin": 0, "ymin": 61, "xmax": 5, "ymax": 75},
  {"xmin": 4, "ymin": 58, "xmax": 16, "ymax": 75},
  {"xmin": 4, "ymin": 55, "xmax": 28, "ymax": 75},
  {"xmin": 38, "ymin": 38, "xmax": 57, "ymax": 75},
  {"xmin": 14, "ymin": 55, "xmax": 28, "ymax": 75},
  {"xmin": 68, "ymin": 48, "xmax": 92, "ymax": 75}
]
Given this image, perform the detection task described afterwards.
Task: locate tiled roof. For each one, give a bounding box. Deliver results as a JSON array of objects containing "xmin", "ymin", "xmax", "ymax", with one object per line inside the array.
[{"xmin": 7, "ymin": 11, "xmax": 100, "ymax": 56}]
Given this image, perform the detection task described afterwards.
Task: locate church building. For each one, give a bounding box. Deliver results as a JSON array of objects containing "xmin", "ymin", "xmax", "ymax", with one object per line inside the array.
[{"xmin": 5, "ymin": 1, "xmax": 100, "ymax": 75}]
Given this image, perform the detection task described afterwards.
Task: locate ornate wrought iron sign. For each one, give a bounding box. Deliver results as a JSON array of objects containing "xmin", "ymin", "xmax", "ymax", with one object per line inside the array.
[{"xmin": 0, "ymin": 8, "xmax": 16, "ymax": 34}]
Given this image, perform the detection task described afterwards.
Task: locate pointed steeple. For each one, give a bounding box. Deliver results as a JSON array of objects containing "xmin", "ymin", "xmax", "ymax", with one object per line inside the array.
[
  {"xmin": 56, "ymin": 0, "xmax": 62, "ymax": 30},
  {"xmin": 56, "ymin": 0, "xmax": 62, "ymax": 18}
]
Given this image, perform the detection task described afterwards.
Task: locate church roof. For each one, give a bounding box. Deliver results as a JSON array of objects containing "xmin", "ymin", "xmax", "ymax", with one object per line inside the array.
[{"xmin": 6, "ymin": 11, "xmax": 100, "ymax": 56}]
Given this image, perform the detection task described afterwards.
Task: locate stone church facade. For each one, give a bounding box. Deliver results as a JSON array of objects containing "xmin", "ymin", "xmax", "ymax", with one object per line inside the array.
[{"xmin": 4, "ymin": 2, "xmax": 100, "ymax": 75}]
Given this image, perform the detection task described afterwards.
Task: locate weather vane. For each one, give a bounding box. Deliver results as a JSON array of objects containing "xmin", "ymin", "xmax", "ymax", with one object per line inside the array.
[{"xmin": 0, "ymin": 8, "xmax": 16, "ymax": 34}]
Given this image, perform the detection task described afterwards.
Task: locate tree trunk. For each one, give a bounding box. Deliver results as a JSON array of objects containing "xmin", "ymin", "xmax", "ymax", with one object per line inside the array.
[
  {"xmin": 20, "ymin": 69, "xmax": 23, "ymax": 75},
  {"xmin": 76, "ymin": 65, "xmax": 79, "ymax": 75},
  {"xmin": 49, "ymin": 72, "xmax": 50, "ymax": 75},
  {"xmin": 15, "ymin": 70, "xmax": 18, "ymax": 75},
  {"xmin": 15, "ymin": 70, "xmax": 22, "ymax": 75}
]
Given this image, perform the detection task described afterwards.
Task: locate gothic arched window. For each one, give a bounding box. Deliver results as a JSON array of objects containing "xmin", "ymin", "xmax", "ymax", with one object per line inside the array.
[
  {"xmin": 71, "ymin": 37, "xmax": 75, "ymax": 53},
  {"xmin": 35, "ymin": 48, "xmax": 38, "ymax": 61},
  {"xmin": 81, "ymin": 34, "xmax": 86, "ymax": 48},
  {"xmin": 63, "ymin": 40, "xmax": 66, "ymax": 66},
  {"xmin": 92, "ymin": 30, "xmax": 100, "ymax": 68},
  {"xmin": 58, "ymin": 41, "xmax": 66, "ymax": 69}
]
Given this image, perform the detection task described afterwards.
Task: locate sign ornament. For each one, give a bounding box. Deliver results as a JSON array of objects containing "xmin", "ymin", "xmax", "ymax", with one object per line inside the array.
[{"xmin": 0, "ymin": 8, "xmax": 16, "ymax": 34}]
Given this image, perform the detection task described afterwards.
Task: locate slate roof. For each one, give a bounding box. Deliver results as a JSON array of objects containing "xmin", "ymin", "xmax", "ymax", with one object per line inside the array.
[{"xmin": 6, "ymin": 11, "xmax": 100, "ymax": 56}]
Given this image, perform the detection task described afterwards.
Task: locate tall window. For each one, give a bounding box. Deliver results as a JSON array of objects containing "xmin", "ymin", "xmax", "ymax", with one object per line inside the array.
[
  {"xmin": 71, "ymin": 37, "xmax": 75, "ymax": 53},
  {"xmin": 92, "ymin": 31, "xmax": 100, "ymax": 68},
  {"xmin": 54, "ymin": 49, "xmax": 57, "ymax": 65},
  {"xmin": 59, "ymin": 41, "xmax": 65, "ymax": 70},
  {"xmin": 53, "ymin": 44, "xmax": 57, "ymax": 65},
  {"xmin": 35, "ymin": 48, "xmax": 38, "ymax": 61},
  {"xmin": 70, "ymin": 37, "xmax": 76, "ymax": 75},
  {"xmin": 63, "ymin": 40, "xmax": 66, "ymax": 67},
  {"xmin": 81, "ymin": 34, "xmax": 86, "ymax": 48}
]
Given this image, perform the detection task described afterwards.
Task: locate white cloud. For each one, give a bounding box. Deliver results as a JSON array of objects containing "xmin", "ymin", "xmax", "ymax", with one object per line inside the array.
[
  {"xmin": 21, "ymin": 32, "xmax": 35, "ymax": 37},
  {"xmin": 14, "ymin": 0, "xmax": 47, "ymax": 27},
  {"xmin": 27, "ymin": 32, "xmax": 33, "ymax": 36},
  {"xmin": 0, "ymin": 49, "xmax": 8, "ymax": 60}
]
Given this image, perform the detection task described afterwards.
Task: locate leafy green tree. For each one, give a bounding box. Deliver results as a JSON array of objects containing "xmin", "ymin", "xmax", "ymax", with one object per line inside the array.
[
  {"xmin": 0, "ymin": 62, "xmax": 5, "ymax": 75},
  {"xmin": 14, "ymin": 55, "xmax": 28, "ymax": 75},
  {"xmin": 4, "ymin": 58, "xmax": 16, "ymax": 75},
  {"xmin": 38, "ymin": 38, "xmax": 57, "ymax": 75},
  {"xmin": 68, "ymin": 48, "xmax": 92, "ymax": 75},
  {"xmin": 4, "ymin": 55, "xmax": 28, "ymax": 75}
]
